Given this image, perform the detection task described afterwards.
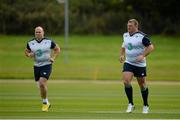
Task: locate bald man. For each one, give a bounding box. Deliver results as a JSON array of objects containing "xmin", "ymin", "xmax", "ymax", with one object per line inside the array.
[{"xmin": 25, "ymin": 26, "xmax": 60, "ymax": 112}]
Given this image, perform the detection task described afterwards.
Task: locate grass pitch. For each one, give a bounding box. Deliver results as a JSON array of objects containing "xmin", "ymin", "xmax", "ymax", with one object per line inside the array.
[
  {"xmin": 0, "ymin": 80, "xmax": 180, "ymax": 119},
  {"xmin": 0, "ymin": 35, "xmax": 180, "ymax": 80}
]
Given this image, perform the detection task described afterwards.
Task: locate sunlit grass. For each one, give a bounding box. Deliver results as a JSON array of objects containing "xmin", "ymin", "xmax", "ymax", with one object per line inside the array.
[{"xmin": 0, "ymin": 35, "xmax": 180, "ymax": 80}]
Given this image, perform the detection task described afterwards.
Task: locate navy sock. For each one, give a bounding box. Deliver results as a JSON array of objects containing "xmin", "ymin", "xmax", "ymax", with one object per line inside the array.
[
  {"xmin": 141, "ymin": 87, "xmax": 149, "ymax": 106},
  {"xmin": 125, "ymin": 85, "xmax": 133, "ymax": 105}
]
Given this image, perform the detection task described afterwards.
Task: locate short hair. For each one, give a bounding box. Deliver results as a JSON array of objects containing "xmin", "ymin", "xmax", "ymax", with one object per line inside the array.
[
  {"xmin": 35, "ymin": 26, "xmax": 44, "ymax": 31},
  {"xmin": 128, "ymin": 19, "xmax": 139, "ymax": 27}
]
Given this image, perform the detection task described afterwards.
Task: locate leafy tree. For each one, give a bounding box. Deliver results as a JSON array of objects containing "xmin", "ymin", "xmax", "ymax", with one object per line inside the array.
[{"xmin": 0, "ymin": 0, "xmax": 179, "ymax": 35}]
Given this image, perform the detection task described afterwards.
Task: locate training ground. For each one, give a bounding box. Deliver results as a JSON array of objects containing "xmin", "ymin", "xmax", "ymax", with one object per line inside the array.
[{"xmin": 0, "ymin": 79, "xmax": 180, "ymax": 119}]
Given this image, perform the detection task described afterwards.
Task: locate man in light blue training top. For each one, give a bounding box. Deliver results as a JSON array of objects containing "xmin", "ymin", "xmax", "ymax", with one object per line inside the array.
[
  {"xmin": 120, "ymin": 19, "xmax": 154, "ymax": 114},
  {"xmin": 25, "ymin": 26, "xmax": 60, "ymax": 112}
]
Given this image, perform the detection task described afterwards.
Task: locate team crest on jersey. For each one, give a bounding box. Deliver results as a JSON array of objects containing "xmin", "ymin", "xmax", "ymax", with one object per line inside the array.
[
  {"xmin": 127, "ymin": 43, "xmax": 133, "ymax": 50},
  {"xmin": 36, "ymin": 49, "xmax": 43, "ymax": 57}
]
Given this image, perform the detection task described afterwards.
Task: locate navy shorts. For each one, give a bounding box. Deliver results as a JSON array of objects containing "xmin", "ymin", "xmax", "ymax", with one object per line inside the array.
[
  {"xmin": 123, "ymin": 62, "xmax": 147, "ymax": 77},
  {"xmin": 34, "ymin": 64, "xmax": 52, "ymax": 81}
]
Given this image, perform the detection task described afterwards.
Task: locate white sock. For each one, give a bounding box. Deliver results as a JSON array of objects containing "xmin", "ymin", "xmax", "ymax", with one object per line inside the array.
[{"xmin": 42, "ymin": 98, "xmax": 49, "ymax": 104}]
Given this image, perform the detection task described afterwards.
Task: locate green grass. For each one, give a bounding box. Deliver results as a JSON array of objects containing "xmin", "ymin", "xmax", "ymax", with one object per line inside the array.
[
  {"xmin": 0, "ymin": 80, "xmax": 180, "ymax": 119},
  {"xmin": 0, "ymin": 35, "xmax": 180, "ymax": 80}
]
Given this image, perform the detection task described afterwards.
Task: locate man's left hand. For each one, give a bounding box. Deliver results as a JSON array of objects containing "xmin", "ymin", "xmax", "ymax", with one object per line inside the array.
[
  {"xmin": 50, "ymin": 58, "xmax": 55, "ymax": 63},
  {"xmin": 136, "ymin": 55, "xmax": 145, "ymax": 62}
]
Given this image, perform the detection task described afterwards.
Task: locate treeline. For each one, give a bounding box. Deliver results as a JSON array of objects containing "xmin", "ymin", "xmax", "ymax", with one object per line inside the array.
[{"xmin": 0, "ymin": 0, "xmax": 179, "ymax": 35}]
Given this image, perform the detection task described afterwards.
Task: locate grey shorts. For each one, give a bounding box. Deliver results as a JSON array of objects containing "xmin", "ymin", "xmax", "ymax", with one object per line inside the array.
[{"xmin": 123, "ymin": 62, "xmax": 147, "ymax": 77}]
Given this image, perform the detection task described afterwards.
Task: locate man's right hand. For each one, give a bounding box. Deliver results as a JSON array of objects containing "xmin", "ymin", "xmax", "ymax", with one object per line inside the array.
[
  {"xmin": 27, "ymin": 52, "xmax": 34, "ymax": 58},
  {"xmin": 119, "ymin": 55, "xmax": 125, "ymax": 63}
]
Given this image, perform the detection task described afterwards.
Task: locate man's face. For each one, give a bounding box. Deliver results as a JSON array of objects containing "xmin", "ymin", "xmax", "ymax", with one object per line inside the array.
[
  {"xmin": 35, "ymin": 27, "xmax": 44, "ymax": 40},
  {"xmin": 127, "ymin": 22, "xmax": 137, "ymax": 34}
]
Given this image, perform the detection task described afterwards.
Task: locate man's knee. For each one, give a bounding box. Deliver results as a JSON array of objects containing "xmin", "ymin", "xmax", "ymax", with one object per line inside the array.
[
  {"xmin": 39, "ymin": 77, "xmax": 47, "ymax": 87},
  {"xmin": 123, "ymin": 78, "xmax": 132, "ymax": 88},
  {"xmin": 123, "ymin": 75, "xmax": 133, "ymax": 86},
  {"xmin": 138, "ymin": 79, "xmax": 147, "ymax": 89},
  {"xmin": 123, "ymin": 80, "xmax": 130, "ymax": 85}
]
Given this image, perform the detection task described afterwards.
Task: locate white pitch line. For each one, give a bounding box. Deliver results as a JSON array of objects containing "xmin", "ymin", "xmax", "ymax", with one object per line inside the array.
[
  {"xmin": 89, "ymin": 110, "xmax": 180, "ymax": 115},
  {"xmin": 1, "ymin": 109, "xmax": 179, "ymax": 115},
  {"xmin": 0, "ymin": 79, "xmax": 180, "ymax": 85}
]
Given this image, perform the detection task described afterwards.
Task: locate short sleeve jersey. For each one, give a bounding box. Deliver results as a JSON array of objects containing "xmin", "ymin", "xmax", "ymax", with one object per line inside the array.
[
  {"xmin": 122, "ymin": 31, "xmax": 151, "ymax": 67},
  {"xmin": 26, "ymin": 38, "xmax": 56, "ymax": 67}
]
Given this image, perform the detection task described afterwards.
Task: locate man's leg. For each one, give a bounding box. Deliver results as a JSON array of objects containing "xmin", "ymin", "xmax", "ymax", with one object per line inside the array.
[
  {"xmin": 39, "ymin": 77, "xmax": 48, "ymax": 103},
  {"xmin": 137, "ymin": 77, "xmax": 149, "ymax": 114},
  {"xmin": 123, "ymin": 72, "xmax": 134, "ymax": 113},
  {"xmin": 39, "ymin": 77, "xmax": 50, "ymax": 112}
]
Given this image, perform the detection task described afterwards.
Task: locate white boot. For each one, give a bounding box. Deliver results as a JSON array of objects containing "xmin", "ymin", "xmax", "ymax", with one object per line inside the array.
[
  {"xmin": 142, "ymin": 106, "xmax": 149, "ymax": 114},
  {"xmin": 126, "ymin": 103, "xmax": 134, "ymax": 113}
]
